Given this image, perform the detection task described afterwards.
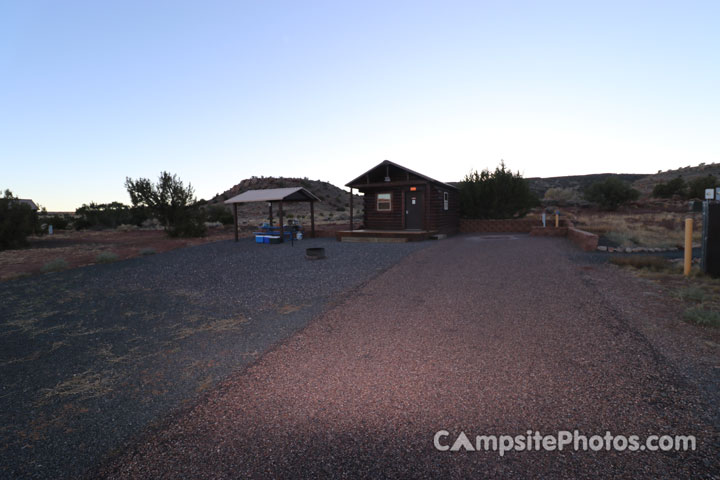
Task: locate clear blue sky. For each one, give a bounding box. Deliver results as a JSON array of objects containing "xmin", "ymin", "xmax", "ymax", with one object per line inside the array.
[{"xmin": 1, "ymin": 0, "xmax": 718, "ymax": 211}]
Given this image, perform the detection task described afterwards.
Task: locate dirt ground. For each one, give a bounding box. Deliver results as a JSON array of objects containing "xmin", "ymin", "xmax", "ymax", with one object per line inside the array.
[
  {"xmin": 0, "ymin": 228, "xmax": 239, "ymax": 282},
  {"xmin": 0, "ymin": 222, "xmax": 359, "ymax": 283},
  {"xmin": 96, "ymin": 235, "xmax": 719, "ymax": 479}
]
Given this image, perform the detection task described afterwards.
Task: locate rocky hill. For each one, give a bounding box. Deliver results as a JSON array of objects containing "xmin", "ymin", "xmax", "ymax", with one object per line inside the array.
[
  {"xmin": 205, "ymin": 176, "xmax": 363, "ymax": 227},
  {"xmin": 527, "ymin": 161, "xmax": 719, "ymax": 200},
  {"xmin": 526, "ymin": 173, "xmax": 648, "ymax": 198},
  {"xmin": 632, "ymin": 162, "xmax": 720, "ymax": 195}
]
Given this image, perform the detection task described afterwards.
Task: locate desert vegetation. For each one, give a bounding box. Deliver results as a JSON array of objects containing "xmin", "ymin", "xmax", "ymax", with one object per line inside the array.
[
  {"xmin": 0, "ymin": 190, "xmax": 41, "ymax": 250},
  {"xmin": 460, "ymin": 161, "xmax": 539, "ymax": 219},
  {"xmin": 571, "ymin": 211, "xmax": 701, "ymax": 248},
  {"xmin": 583, "ymin": 177, "xmax": 640, "ymax": 210},
  {"xmin": 610, "ymin": 254, "xmax": 720, "ymax": 328}
]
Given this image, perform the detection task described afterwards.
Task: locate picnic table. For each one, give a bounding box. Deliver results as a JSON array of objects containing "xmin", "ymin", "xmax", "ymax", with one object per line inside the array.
[{"xmin": 254, "ymin": 224, "xmax": 303, "ymax": 244}]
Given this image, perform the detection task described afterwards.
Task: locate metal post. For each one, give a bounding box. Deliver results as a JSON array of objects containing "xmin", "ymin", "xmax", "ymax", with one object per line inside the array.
[
  {"xmin": 279, "ymin": 201, "xmax": 284, "ymax": 243},
  {"xmin": 268, "ymin": 203, "xmax": 273, "ymax": 226},
  {"xmin": 684, "ymin": 218, "xmax": 693, "ymax": 276},
  {"xmin": 233, "ymin": 203, "xmax": 238, "ymax": 242},
  {"xmin": 310, "ymin": 201, "xmax": 315, "ymax": 238},
  {"xmin": 349, "ymin": 187, "xmax": 354, "ymax": 231}
]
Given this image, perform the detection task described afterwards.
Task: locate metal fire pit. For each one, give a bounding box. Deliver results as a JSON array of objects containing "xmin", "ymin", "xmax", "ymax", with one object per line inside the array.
[{"xmin": 305, "ymin": 247, "xmax": 326, "ymax": 260}]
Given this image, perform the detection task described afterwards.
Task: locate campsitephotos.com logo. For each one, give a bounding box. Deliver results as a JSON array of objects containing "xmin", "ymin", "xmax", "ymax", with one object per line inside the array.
[{"xmin": 434, "ymin": 430, "xmax": 696, "ymax": 456}]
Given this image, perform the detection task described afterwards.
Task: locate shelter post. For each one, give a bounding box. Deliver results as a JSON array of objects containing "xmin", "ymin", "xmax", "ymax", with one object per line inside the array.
[
  {"xmin": 233, "ymin": 203, "xmax": 238, "ymax": 242},
  {"xmin": 349, "ymin": 187, "xmax": 353, "ymax": 231},
  {"xmin": 279, "ymin": 201, "xmax": 284, "ymax": 242},
  {"xmin": 310, "ymin": 201, "xmax": 316, "ymax": 238},
  {"xmin": 268, "ymin": 203, "xmax": 273, "ymax": 226}
]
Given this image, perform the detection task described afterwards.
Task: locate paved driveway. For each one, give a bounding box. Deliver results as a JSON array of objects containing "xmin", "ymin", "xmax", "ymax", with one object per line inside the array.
[{"xmin": 96, "ymin": 235, "xmax": 719, "ymax": 478}]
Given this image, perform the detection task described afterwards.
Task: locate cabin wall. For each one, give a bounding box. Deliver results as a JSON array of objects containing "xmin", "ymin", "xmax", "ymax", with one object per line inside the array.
[
  {"xmin": 359, "ymin": 184, "xmax": 459, "ymax": 233},
  {"xmin": 426, "ymin": 186, "xmax": 460, "ymax": 234},
  {"xmin": 361, "ymin": 188, "xmax": 404, "ymax": 230}
]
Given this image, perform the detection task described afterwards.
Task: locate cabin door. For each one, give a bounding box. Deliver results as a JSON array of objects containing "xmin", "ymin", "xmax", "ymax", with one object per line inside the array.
[{"xmin": 405, "ymin": 191, "xmax": 424, "ymax": 230}]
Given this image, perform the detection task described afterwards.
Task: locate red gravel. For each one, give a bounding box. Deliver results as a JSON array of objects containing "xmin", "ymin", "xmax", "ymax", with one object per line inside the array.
[{"xmin": 97, "ymin": 235, "xmax": 719, "ymax": 479}]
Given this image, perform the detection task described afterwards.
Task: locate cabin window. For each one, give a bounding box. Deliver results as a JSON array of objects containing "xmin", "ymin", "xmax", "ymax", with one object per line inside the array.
[
  {"xmin": 443, "ymin": 192, "xmax": 449, "ymax": 211},
  {"xmin": 377, "ymin": 193, "xmax": 392, "ymax": 212}
]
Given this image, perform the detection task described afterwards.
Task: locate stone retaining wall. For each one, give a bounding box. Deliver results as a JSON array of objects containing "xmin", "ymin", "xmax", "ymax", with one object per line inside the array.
[
  {"xmin": 567, "ymin": 227, "xmax": 600, "ymax": 252},
  {"xmin": 460, "ymin": 219, "xmax": 538, "ymax": 233}
]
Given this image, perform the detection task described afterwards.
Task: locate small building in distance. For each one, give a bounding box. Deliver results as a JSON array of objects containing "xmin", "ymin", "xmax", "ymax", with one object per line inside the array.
[{"xmin": 344, "ymin": 160, "xmax": 459, "ymax": 238}]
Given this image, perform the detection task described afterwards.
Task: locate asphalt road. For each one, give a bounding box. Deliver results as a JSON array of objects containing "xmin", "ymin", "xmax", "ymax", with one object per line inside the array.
[{"xmin": 96, "ymin": 235, "xmax": 720, "ymax": 479}]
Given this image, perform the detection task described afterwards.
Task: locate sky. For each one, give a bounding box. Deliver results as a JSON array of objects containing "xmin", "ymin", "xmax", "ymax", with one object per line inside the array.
[{"xmin": 1, "ymin": 0, "xmax": 718, "ymax": 211}]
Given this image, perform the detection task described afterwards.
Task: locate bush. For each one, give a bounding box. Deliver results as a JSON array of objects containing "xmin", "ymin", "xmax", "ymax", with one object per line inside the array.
[
  {"xmin": 584, "ymin": 177, "xmax": 640, "ymax": 210},
  {"xmin": 96, "ymin": 251, "xmax": 119, "ymax": 263},
  {"xmin": 652, "ymin": 177, "xmax": 686, "ymax": 198},
  {"xmin": 683, "ymin": 307, "xmax": 720, "ymax": 327},
  {"xmin": 75, "ymin": 202, "xmax": 148, "ymax": 230},
  {"xmin": 686, "ymin": 175, "xmax": 718, "ymax": 200},
  {"xmin": 139, "ymin": 247, "xmax": 156, "ymax": 256},
  {"xmin": 674, "ymin": 286, "xmax": 706, "ymax": 303},
  {"xmin": 0, "ymin": 190, "xmax": 40, "ymax": 250},
  {"xmin": 460, "ymin": 161, "xmax": 539, "ymax": 219},
  {"xmin": 204, "ymin": 205, "xmax": 234, "ymax": 225},
  {"xmin": 126, "ymin": 171, "xmax": 206, "ymax": 237},
  {"xmin": 44, "ymin": 214, "xmax": 71, "ymax": 230},
  {"xmin": 41, "ymin": 258, "xmax": 69, "ymax": 273},
  {"xmin": 168, "ymin": 211, "xmax": 207, "ymax": 238}
]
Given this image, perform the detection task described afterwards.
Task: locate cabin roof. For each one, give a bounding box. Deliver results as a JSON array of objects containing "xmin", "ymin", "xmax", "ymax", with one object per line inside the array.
[
  {"xmin": 224, "ymin": 187, "xmax": 320, "ymax": 204},
  {"xmin": 346, "ymin": 160, "xmax": 458, "ymax": 190}
]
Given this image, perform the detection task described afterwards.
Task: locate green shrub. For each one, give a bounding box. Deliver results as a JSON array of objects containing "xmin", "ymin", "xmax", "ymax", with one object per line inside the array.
[
  {"xmin": 652, "ymin": 177, "xmax": 686, "ymax": 198},
  {"xmin": 0, "ymin": 190, "xmax": 40, "ymax": 250},
  {"xmin": 204, "ymin": 205, "xmax": 234, "ymax": 225},
  {"xmin": 168, "ymin": 212, "xmax": 207, "ymax": 238},
  {"xmin": 674, "ymin": 286, "xmax": 706, "ymax": 302},
  {"xmin": 584, "ymin": 177, "xmax": 640, "ymax": 210},
  {"xmin": 41, "ymin": 258, "xmax": 69, "ymax": 272},
  {"xmin": 460, "ymin": 161, "xmax": 539, "ymax": 219},
  {"xmin": 126, "ymin": 171, "xmax": 206, "ymax": 237},
  {"xmin": 75, "ymin": 202, "xmax": 148, "ymax": 229},
  {"xmin": 96, "ymin": 252, "xmax": 119, "ymax": 263},
  {"xmin": 139, "ymin": 247, "xmax": 156, "ymax": 256},
  {"xmin": 686, "ymin": 175, "xmax": 718, "ymax": 200},
  {"xmin": 44, "ymin": 214, "xmax": 71, "ymax": 230},
  {"xmin": 683, "ymin": 307, "xmax": 720, "ymax": 327}
]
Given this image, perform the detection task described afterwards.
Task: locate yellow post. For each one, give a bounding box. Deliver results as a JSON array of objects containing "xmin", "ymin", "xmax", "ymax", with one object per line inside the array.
[
  {"xmin": 555, "ymin": 213, "xmax": 559, "ymax": 228},
  {"xmin": 684, "ymin": 218, "xmax": 693, "ymax": 276}
]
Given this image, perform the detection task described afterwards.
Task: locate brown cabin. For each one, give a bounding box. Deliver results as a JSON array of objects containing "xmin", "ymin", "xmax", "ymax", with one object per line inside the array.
[{"xmin": 346, "ymin": 160, "xmax": 459, "ymax": 235}]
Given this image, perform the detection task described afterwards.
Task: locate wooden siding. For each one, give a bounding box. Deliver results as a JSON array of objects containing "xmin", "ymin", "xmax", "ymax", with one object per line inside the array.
[
  {"xmin": 359, "ymin": 184, "xmax": 459, "ymax": 234},
  {"xmin": 426, "ymin": 185, "xmax": 460, "ymax": 234},
  {"xmin": 362, "ymin": 189, "xmax": 404, "ymax": 230}
]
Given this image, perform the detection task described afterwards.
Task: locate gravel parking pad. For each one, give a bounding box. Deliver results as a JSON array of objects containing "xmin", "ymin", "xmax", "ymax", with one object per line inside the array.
[
  {"xmin": 95, "ymin": 235, "xmax": 719, "ymax": 478},
  {"xmin": 0, "ymin": 238, "xmax": 428, "ymax": 479}
]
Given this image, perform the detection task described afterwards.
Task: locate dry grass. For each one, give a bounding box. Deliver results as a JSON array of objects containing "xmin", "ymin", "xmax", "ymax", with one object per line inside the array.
[
  {"xmin": 39, "ymin": 370, "xmax": 115, "ymax": 404},
  {"xmin": 683, "ymin": 307, "xmax": 720, "ymax": 327},
  {"xmin": 619, "ymin": 259, "xmax": 720, "ymax": 327},
  {"xmin": 174, "ymin": 316, "xmax": 248, "ymax": 340},
  {"xmin": 277, "ymin": 304, "xmax": 305, "ymax": 314},
  {"xmin": 609, "ymin": 256, "xmax": 673, "ymax": 272},
  {"xmin": 572, "ymin": 211, "xmax": 702, "ymax": 248}
]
